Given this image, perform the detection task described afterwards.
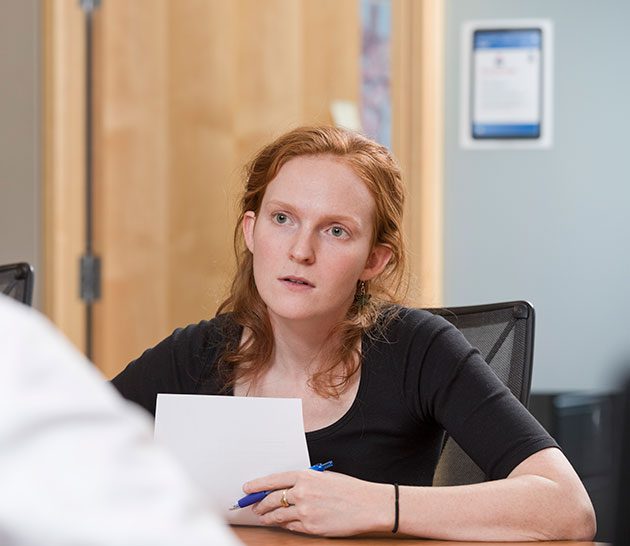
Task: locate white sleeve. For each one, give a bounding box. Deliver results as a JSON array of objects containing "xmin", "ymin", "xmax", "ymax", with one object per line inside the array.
[{"xmin": 0, "ymin": 296, "xmax": 241, "ymax": 546}]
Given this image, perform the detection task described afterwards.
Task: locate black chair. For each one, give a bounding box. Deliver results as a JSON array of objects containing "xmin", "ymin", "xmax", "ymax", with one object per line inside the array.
[
  {"xmin": 614, "ymin": 372, "xmax": 630, "ymax": 545},
  {"xmin": 0, "ymin": 262, "xmax": 34, "ymax": 306},
  {"xmin": 428, "ymin": 301, "xmax": 535, "ymax": 486}
]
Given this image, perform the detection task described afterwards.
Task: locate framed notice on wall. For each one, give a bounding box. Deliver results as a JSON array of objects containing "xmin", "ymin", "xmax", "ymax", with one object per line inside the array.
[{"xmin": 460, "ymin": 19, "xmax": 553, "ymax": 150}]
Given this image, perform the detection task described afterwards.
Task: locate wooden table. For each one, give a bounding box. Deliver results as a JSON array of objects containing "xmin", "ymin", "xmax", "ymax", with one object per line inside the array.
[{"xmin": 232, "ymin": 526, "xmax": 604, "ymax": 545}]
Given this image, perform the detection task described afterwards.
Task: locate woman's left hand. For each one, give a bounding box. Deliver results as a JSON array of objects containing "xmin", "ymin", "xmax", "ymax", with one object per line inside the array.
[{"xmin": 243, "ymin": 469, "xmax": 392, "ymax": 536}]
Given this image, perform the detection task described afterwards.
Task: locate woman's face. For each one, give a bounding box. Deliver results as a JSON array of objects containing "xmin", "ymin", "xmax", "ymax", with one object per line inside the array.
[{"xmin": 242, "ymin": 155, "xmax": 391, "ymax": 326}]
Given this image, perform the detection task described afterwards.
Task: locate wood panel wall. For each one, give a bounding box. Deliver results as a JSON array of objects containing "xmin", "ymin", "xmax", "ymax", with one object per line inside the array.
[
  {"xmin": 91, "ymin": 0, "xmax": 360, "ymax": 377},
  {"xmin": 43, "ymin": 0, "xmax": 443, "ymax": 377},
  {"xmin": 43, "ymin": 0, "xmax": 86, "ymax": 351},
  {"xmin": 392, "ymin": 0, "xmax": 444, "ymax": 307}
]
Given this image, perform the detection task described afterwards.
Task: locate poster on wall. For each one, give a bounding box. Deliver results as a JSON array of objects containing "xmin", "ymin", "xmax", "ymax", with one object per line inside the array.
[
  {"xmin": 460, "ymin": 19, "xmax": 553, "ymax": 150},
  {"xmin": 360, "ymin": 0, "xmax": 391, "ymax": 150}
]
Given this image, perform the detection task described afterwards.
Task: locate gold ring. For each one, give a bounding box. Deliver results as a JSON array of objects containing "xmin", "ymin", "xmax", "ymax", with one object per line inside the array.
[{"xmin": 280, "ymin": 489, "xmax": 290, "ymax": 508}]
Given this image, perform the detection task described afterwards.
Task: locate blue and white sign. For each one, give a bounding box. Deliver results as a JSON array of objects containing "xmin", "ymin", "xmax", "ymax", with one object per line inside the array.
[{"xmin": 461, "ymin": 20, "xmax": 553, "ymax": 150}]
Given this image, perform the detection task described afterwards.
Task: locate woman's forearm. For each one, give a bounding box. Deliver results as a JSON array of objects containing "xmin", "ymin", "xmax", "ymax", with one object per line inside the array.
[
  {"xmin": 389, "ymin": 475, "xmax": 594, "ymax": 541},
  {"xmin": 365, "ymin": 449, "xmax": 595, "ymax": 541},
  {"xmin": 249, "ymin": 448, "xmax": 595, "ymax": 540}
]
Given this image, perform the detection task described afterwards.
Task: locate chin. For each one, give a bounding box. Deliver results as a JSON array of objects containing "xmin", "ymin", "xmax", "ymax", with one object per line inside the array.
[
  {"xmin": 266, "ymin": 301, "xmax": 352, "ymax": 326},
  {"xmin": 266, "ymin": 305, "xmax": 321, "ymax": 323},
  {"xmin": 258, "ymin": 287, "xmax": 353, "ymax": 325}
]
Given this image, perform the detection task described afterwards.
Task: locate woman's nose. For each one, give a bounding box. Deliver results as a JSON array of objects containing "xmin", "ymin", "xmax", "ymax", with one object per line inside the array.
[{"xmin": 289, "ymin": 230, "xmax": 315, "ymax": 264}]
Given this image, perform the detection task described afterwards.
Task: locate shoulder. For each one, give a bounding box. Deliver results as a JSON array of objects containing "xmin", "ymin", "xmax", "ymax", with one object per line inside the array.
[
  {"xmin": 375, "ymin": 305, "xmax": 455, "ymax": 343},
  {"xmin": 370, "ymin": 305, "xmax": 475, "ymax": 367},
  {"xmin": 169, "ymin": 313, "xmax": 238, "ymax": 355},
  {"xmin": 0, "ymin": 295, "xmax": 110, "ymax": 392},
  {"xmin": 111, "ymin": 313, "xmax": 239, "ymax": 414},
  {"xmin": 128, "ymin": 312, "xmax": 238, "ymax": 368}
]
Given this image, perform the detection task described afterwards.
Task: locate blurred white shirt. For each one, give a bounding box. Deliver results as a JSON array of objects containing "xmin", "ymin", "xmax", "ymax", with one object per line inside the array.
[{"xmin": 0, "ymin": 295, "xmax": 241, "ymax": 546}]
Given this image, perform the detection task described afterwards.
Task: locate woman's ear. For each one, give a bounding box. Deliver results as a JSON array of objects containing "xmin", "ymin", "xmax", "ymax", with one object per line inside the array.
[
  {"xmin": 242, "ymin": 211, "xmax": 256, "ymax": 253},
  {"xmin": 360, "ymin": 244, "xmax": 393, "ymax": 281}
]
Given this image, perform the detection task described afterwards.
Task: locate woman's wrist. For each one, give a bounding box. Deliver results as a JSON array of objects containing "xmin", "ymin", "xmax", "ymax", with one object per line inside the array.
[{"xmin": 361, "ymin": 481, "xmax": 397, "ymax": 533}]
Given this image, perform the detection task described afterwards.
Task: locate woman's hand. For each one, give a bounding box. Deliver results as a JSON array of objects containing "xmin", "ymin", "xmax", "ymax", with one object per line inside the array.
[{"xmin": 243, "ymin": 469, "xmax": 393, "ymax": 536}]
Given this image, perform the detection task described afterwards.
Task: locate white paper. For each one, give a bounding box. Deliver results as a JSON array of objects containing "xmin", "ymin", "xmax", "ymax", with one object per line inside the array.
[{"xmin": 154, "ymin": 394, "xmax": 311, "ymax": 525}]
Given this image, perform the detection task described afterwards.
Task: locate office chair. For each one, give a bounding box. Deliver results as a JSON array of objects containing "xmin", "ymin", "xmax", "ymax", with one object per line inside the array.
[
  {"xmin": 429, "ymin": 301, "xmax": 535, "ymax": 486},
  {"xmin": 614, "ymin": 372, "xmax": 630, "ymax": 546},
  {"xmin": 0, "ymin": 262, "xmax": 34, "ymax": 306}
]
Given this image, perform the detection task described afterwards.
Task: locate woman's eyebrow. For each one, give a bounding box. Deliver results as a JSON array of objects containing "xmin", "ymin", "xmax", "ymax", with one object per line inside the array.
[
  {"xmin": 318, "ymin": 213, "xmax": 362, "ymax": 228},
  {"xmin": 263, "ymin": 199, "xmax": 295, "ymax": 211}
]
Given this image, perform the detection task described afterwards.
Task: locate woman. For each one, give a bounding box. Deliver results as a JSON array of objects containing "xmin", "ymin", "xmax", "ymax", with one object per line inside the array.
[{"xmin": 113, "ymin": 126, "xmax": 595, "ymax": 540}]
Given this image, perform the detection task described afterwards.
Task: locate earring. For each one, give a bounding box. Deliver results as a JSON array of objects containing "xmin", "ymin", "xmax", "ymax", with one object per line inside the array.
[{"xmin": 356, "ymin": 280, "xmax": 370, "ymax": 308}]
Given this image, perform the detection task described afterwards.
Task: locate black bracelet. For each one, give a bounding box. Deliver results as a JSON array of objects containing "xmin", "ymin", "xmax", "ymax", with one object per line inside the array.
[{"xmin": 392, "ymin": 483, "xmax": 399, "ymax": 534}]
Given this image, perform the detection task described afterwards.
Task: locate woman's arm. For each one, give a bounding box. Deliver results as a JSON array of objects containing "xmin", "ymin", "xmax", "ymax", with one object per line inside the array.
[
  {"xmin": 245, "ymin": 446, "xmax": 595, "ymax": 540},
  {"xmin": 395, "ymin": 447, "xmax": 595, "ymax": 541}
]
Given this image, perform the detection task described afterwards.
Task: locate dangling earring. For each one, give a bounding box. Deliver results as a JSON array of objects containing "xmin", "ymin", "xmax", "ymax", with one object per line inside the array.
[{"xmin": 356, "ymin": 280, "xmax": 370, "ymax": 308}]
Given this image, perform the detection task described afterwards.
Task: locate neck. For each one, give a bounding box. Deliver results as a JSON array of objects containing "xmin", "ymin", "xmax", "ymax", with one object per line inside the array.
[{"xmin": 267, "ymin": 312, "xmax": 345, "ymax": 377}]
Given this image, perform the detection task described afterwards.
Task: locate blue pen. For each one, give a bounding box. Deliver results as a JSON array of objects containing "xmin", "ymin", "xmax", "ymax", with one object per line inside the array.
[{"xmin": 229, "ymin": 460, "xmax": 333, "ymax": 510}]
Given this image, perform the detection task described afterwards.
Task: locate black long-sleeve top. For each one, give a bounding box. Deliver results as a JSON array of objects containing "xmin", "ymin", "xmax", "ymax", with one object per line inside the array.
[{"xmin": 112, "ymin": 307, "xmax": 557, "ymax": 486}]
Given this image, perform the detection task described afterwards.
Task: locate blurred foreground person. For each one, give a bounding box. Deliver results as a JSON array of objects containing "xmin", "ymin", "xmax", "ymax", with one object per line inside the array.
[{"xmin": 0, "ymin": 295, "xmax": 240, "ymax": 546}]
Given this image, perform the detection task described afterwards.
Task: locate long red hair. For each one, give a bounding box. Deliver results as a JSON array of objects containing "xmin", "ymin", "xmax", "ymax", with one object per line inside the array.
[{"xmin": 216, "ymin": 126, "xmax": 407, "ymax": 397}]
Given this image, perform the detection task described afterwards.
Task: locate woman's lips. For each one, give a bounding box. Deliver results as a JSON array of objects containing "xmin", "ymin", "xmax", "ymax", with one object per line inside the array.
[{"xmin": 279, "ymin": 276, "xmax": 315, "ymax": 288}]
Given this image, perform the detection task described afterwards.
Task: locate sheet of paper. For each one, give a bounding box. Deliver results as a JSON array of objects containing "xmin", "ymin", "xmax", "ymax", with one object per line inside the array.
[{"xmin": 154, "ymin": 393, "xmax": 310, "ymax": 525}]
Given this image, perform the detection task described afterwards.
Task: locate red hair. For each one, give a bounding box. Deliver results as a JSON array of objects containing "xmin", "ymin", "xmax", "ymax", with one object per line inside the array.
[{"xmin": 216, "ymin": 126, "xmax": 407, "ymax": 397}]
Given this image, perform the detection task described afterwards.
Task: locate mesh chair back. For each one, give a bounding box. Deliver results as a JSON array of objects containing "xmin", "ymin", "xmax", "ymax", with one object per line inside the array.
[
  {"xmin": 614, "ymin": 373, "xmax": 630, "ymax": 546},
  {"xmin": 429, "ymin": 301, "xmax": 535, "ymax": 486},
  {"xmin": 0, "ymin": 262, "xmax": 34, "ymax": 306}
]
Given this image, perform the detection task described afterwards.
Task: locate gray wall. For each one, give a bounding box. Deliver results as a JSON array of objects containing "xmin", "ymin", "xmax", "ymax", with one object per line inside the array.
[
  {"xmin": 445, "ymin": 0, "xmax": 630, "ymax": 391},
  {"xmin": 0, "ymin": 0, "xmax": 41, "ymax": 308}
]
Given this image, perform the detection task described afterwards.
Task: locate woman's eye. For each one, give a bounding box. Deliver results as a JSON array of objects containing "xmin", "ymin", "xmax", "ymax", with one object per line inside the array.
[
  {"xmin": 274, "ymin": 213, "xmax": 288, "ymax": 224},
  {"xmin": 329, "ymin": 226, "xmax": 348, "ymax": 238}
]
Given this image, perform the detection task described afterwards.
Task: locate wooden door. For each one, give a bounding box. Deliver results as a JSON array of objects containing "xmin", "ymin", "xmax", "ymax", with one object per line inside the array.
[{"xmin": 43, "ymin": 0, "xmax": 443, "ymax": 377}]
